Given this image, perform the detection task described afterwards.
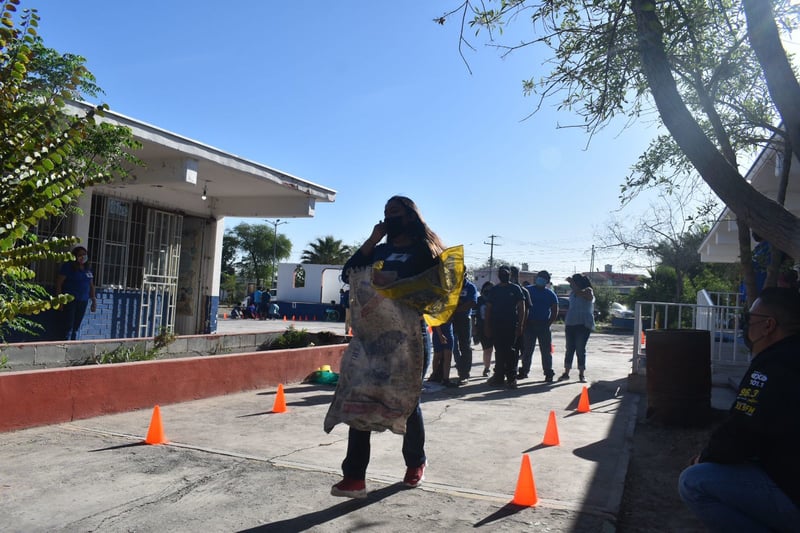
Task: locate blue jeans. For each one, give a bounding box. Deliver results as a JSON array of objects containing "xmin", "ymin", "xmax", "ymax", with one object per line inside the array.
[
  {"xmin": 342, "ymin": 404, "xmax": 426, "ymax": 480},
  {"xmin": 679, "ymin": 462, "xmax": 800, "ymax": 532},
  {"xmin": 452, "ymin": 313, "xmax": 473, "ymax": 378},
  {"xmin": 521, "ymin": 320, "xmax": 553, "ymax": 377},
  {"xmin": 563, "ymin": 324, "xmax": 591, "ymax": 370}
]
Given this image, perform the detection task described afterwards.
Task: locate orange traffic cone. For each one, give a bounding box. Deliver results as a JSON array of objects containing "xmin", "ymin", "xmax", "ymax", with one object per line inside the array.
[
  {"xmin": 348, "ymin": 327, "xmax": 353, "ymax": 336},
  {"xmin": 144, "ymin": 405, "xmax": 168, "ymax": 445},
  {"xmin": 640, "ymin": 330, "xmax": 646, "ymax": 347},
  {"xmin": 283, "ymin": 315, "xmax": 287, "ymax": 321},
  {"xmin": 292, "ymin": 315, "xmax": 296, "ymax": 321},
  {"xmin": 272, "ymin": 384, "xmax": 287, "ymax": 413},
  {"xmin": 223, "ymin": 313, "xmax": 228, "ymax": 319},
  {"xmin": 542, "ymin": 410, "xmax": 560, "ymax": 446},
  {"xmin": 305, "ymin": 315, "xmax": 309, "ymax": 321},
  {"xmin": 512, "ymin": 454, "xmax": 539, "ymax": 506},
  {"xmin": 577, "ymin": 386, "xmax": 591, "ymax": 413}
]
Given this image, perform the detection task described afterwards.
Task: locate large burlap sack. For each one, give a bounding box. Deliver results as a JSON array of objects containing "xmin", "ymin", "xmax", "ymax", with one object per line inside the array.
[
  {"xmin": 323, "ymin": 267, "xmax": 424, "ymax": 434},
  {"xmin": 323, "ymin": 246, "xmax": 464, "ymax": 434}
]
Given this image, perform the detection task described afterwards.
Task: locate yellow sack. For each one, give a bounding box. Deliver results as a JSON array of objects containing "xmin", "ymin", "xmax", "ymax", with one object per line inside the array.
[{"xmin": 371, "ymin": 245, "xmax": 464, "ymax": 327}]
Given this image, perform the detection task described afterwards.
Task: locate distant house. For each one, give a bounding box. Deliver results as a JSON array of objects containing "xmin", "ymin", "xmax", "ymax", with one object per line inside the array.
[
  {"xmin": 20, "ymin": 102, "xmax": 336, "ymax": 341},
  {"xmin": 699, "ymin": 136, "xmax": 800, "ymax": 268},
  {"xmin": 584, "ymin": 266, "xmax": 644, "ymax": 296}
]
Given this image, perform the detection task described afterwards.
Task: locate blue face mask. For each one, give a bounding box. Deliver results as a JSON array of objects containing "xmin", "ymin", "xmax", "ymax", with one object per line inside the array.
[{"xmin": 535, "ymin": 277, "xmax": 547, "ymax": 287}]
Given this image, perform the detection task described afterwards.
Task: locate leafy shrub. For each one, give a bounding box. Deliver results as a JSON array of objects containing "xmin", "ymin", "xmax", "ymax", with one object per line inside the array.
[
  {"xmin": 270, "ymin": 326, "xmax": 311, "ymax": 349},
  {"xmin": 92, "ymin": 345, "xmax": 158, "ymax": 365}
]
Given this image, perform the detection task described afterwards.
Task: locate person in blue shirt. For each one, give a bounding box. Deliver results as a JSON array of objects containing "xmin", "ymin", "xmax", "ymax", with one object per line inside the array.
[
  {"xmin": 519, "ymin": 270, "xmax": 559, "ymax": 382},
  {"xmin": 55, "ymin": 246, "xmax": 97, "ymax": 340},
  {"xmin": 452, "ymin": 272, "xmax": 478, "ymax": 383},
  {"xmin": 331, "ymin": 195, "xmax": 445, "ymax": 499}
]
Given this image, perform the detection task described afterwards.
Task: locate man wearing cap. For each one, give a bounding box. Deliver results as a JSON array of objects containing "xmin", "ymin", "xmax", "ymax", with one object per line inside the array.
[
  {"xmin": 484, "ymin": 266, "xmax": 526, "ymax": 389},
  {"xmin": 519, "ymin": 270, "xmax": 559, "ymax": 382}
]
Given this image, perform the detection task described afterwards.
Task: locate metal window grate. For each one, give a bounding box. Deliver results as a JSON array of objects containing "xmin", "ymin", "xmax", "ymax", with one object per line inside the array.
[
  {"xmin": 88, "ymin": 195, "xmax": 147, "ymax": 289},
  {"xmin": 32, "ymin": 214, "xmax": 72, "ymax": 285}
]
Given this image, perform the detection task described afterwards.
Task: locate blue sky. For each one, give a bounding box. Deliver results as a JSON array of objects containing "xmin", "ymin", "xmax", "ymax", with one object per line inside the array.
[{"xmin": 30, "ymin": 0, "xmax": 667, "ymax": 281}]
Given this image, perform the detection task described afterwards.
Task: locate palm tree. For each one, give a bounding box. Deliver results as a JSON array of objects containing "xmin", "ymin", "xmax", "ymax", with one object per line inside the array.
[{"xmin": 300, "ymin": 236, "xmax": 353, "ymax": 265}]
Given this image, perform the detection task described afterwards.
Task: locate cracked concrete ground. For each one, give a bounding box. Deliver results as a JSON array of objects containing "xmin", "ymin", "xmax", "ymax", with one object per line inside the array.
[{"xmin": 2, "ymin": 329, "xmax": 638, "ymax": 532}]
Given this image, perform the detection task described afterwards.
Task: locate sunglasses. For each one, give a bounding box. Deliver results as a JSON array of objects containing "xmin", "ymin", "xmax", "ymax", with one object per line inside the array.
[{"xmin": 741, "ymin": 311, "xmax": 774, "ymax": 329}]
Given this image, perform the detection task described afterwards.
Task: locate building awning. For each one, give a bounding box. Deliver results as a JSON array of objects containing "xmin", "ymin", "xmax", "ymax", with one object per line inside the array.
[
  {"xmin": 65, "ymin": 101, "xmax": 336, "ymax": 218},
  {"xmin": 699, "ymin": 140, "xmax": 800, "ymax": 263}
]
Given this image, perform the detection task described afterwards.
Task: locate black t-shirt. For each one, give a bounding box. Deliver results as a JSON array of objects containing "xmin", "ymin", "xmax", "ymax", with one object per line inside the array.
[
  {"xmin": 342, "ymin": 240, "xmax": 438, "ymax": 284},
  {"xmin": 487, "ymin": 282, "xmax": 526, "ymax": 327}
]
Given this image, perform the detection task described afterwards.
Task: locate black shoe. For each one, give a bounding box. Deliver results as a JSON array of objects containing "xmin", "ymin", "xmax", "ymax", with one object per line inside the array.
[
  {"xmin": 557, "ymin": 372, "xmax": 570, "ymax": 382},
  {"xmin": 579, "ymin": 371, "xmax": 586, "ymax": 382},
  {"xmin": 443, "ymin": 379, "xmax": 460, "ymax": 388},
  {"xmin": 487, "ymin": 375, "xmax": 504, "ymax": 387},
  {"xmin": 517, "ymin": 372, "xmax": 528, "ymax": 380},
  {"xmin": 544, "ymin": 373, "xmax": 554, "ymax": 383},
  {"xmin": 458, "ymin": 377, "xmax": 469, "ymax": 386},
  {"xmin": 507, "ymin": 379, "xmax": 518, "ymax": 389},
  {"xmin": 482, "ymin": 368, "xmax": 490, "ymax": 377}
]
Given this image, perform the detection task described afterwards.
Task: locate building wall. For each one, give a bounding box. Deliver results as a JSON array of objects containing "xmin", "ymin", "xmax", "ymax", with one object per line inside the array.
[
  {"xmin": 275, "ymin": 263, "xmax": 345, "ymax": 303},
  {"xmin": 6, "ymin": 288, "xmax": 141, "ymax": 343}
]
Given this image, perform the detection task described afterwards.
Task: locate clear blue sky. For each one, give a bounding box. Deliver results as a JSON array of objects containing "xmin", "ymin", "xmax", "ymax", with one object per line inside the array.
[{"xmin": 30, "ymin": 0, "xmax": 665, "ymax": 281}]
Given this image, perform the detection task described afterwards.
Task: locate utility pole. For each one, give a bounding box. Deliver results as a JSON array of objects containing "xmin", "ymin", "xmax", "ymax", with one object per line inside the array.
[
  {"xmin": 265, "ymin": 219, "xmax": 288, "ymax": 294},
  {"xmin": 484, "ymin": 235, "xmax": 500, "ymax": 281}
]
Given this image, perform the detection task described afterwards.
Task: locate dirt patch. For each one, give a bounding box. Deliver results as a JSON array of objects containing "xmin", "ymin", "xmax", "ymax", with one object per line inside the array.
[{"xmin": 617, "ymin": 407, "xmax": 727, "ymax": 532}]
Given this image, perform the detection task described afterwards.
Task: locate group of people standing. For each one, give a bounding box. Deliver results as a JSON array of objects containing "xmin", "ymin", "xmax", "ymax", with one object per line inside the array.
[{"xmin": 429, "ymin": 265, "xmax": 597, "ymax": 390}]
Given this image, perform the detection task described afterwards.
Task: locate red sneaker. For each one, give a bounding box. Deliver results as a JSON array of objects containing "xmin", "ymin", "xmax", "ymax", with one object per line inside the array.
[
  {"xmin": 331, "ymin": 477, "xmax": 367, "ymax": 499},
  {"xmin": 403, "ymin": 463, "xmax": 426, "ymax": 488}
]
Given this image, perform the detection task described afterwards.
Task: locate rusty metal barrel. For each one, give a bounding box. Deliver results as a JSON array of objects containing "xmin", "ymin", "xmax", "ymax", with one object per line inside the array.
[{"xmin": 645, "ymin": 329, "xmax": 712, "ymax": 426}]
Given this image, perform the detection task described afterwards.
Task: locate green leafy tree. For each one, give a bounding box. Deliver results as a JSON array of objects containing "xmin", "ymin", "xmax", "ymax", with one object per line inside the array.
[
  {"xmin": 628, "ymin": 266, "xmax": 683, "ymax": 305},
  {"xmin": 220, "ymin": 272, "xmax": 244, "ymax": 305},
  {"xmin": 592, "ymin": 285, "xmax": 620, "ymax": 322},
  {"xmin": 224, "ymin": 222, "xmax": 291, "ymax": 286},
  {"xmin": 437, "ymin": 0, "xmax": 800, "ymax": 303},
  {"xmin": 0, "ymin": 1, "xmax": 140, "ymax": 340},
  {"xmin": 300, "ymin": 235, "xmax": 353, "ymax": 265},
  {"xmin": 221, "ymin": 234, "xmax": 238, "ymax": 276}
]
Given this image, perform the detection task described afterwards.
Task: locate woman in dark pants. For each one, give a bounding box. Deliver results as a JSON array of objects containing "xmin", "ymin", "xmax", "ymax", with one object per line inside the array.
[
  {"xmin": 331, "ymin": 195, "xmax": 445, "ymax": 499},
  {"xmin": 55, "ymin": 246, "xmax": 96, "ymax": 340}
]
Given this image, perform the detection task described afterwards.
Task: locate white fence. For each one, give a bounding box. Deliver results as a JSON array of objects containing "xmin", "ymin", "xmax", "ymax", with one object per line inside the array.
[{"xmin": 632, "ymin": 290, "xmax": 751, "ymax": 380}]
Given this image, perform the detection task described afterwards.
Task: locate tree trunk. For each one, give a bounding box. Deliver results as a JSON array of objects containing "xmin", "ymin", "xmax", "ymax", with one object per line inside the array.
[
  {"xmin": 631, "ymin": 0, "xmax": 800, "ymax": 262},
  {"xmin": 738, "ymin": 222, "xmax": 757, "ymax": 307},
  {"xmin": 743, "ymin": 0, "xmax": 800, "ymax": 168}
]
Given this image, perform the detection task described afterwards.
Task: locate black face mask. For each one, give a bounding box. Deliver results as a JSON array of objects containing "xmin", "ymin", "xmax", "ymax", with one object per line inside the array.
[{"xmin": 383, "ymin": 216, "xmax": 406, "ymax": 240}]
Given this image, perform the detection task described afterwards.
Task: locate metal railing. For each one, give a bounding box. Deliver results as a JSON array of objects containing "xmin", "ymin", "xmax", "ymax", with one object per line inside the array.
[{"xmin": 632, "ymin": 290, "xmax": 751, "ymax": 375}]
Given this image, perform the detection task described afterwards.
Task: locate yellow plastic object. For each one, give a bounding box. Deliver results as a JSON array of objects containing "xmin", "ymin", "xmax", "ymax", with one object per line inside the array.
[{"xmin": 371, "ymin": 245, "xmax": 465, "ymax": 327}]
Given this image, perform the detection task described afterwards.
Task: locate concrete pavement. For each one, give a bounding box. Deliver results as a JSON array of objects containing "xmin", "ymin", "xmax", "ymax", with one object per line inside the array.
[{"xmin": 2, "ymin": 323, "xmax": 641, "ymax": 531}]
